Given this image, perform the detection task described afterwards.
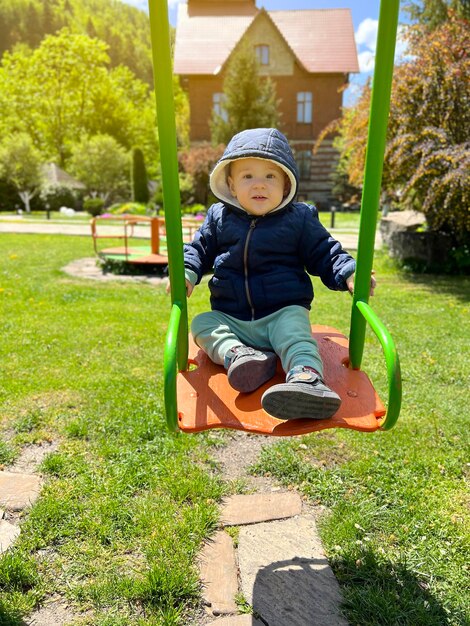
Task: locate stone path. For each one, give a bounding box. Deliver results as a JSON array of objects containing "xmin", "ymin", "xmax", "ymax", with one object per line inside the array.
[
  {"xmin": 0, "ymin": 216, "xmax": 383, "ymax": 252},
  {"xmin": 197, "ymin": 433, "xmax": 349, "ymax": 626},
  {"xmin": 0, "ymin": 218, "xmax": 151, "ymax": 239},
  {"xmin": 0, "ymin": 436, "xmax": 349, "ymax": 625},
  {"xmin": 0, "ymin": 469, "xmax": 42, "ymax": 554}
]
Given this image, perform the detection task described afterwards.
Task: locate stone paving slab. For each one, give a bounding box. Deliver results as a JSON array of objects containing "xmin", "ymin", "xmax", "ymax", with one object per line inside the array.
[
  {"xmin": 221, "ymin": 492, "xmax": 302, "ymax": 527},
  {"xmin": 0, "ymin": 519, "xmax": 21, "ymax": 554},
  {"xmin": 211, "ymin": 615, "xmax": 264, "ymax": 625},
  {"xmin": 238, "ymin": 514, "xmax": 349, "ymax": 626},
  {"xmin": 198, "ymin": 530, "xmax": 238, "ymax": 616},
  {"xmin": 0, "ymin": 471, "xmax": 42, "ymax": 511}
]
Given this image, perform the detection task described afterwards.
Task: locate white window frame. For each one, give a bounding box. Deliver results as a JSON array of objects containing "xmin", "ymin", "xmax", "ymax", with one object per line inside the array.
[
  {"xmin": 297, "ymin": 149, "xmax": 312, "ymax": 180},
  {"xmin": 297, "ymin": 92, "xmax": 313, "ymax": 124},
  {"xmin": 213, "ymin": 92, "xmax": 228, "ymax": 122},
  {"xmin": 255, "ymin": 44, "xmax": 270, "ymax": 66}
]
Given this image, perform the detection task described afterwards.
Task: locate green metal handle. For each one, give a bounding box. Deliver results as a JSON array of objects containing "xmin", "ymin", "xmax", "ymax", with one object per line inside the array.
[
  {"xmin": 164, "ymin": 303, "xmax": 183, "ymax": 432},
  {"xmin": 349, "ymin": 0, "xmax": 399, "ymax": 368},
  {"xmin": 355, "ymin": 301, "xmax": 401, "ymax": 430}
]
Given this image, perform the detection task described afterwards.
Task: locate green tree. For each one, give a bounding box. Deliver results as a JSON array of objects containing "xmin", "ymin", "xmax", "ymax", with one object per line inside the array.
[
  {"xmin": 404, "ymin": 0, "xmax": 470, "ymax": 30},
  {"xmin": 210, "ymin": 43, "xmax": 281, "ymax": 145},
  {"xmin": 131, "ymin": 147, "xmax": 149, "ymax": 204},
  {"xmin": 0, "ymin": 29, "xmax": 157, "ymax": 171},
  {"xmin": 68, "ymin": 134, "xmax": 129, "ymax": 204},
  {"xmin": 0, "ymin": 133, "xmax": 43, "ymax": 213}
]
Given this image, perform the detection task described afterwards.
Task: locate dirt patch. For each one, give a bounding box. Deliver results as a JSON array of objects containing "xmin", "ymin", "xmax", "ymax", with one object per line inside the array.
[
  {"xmin": 62, "ymin": 257, "xmax": 166, "ymax": 285},
  {"xmin": 211, "ymin": 431, "xmax": 281, "ymax": 492},
  {"xmin": 24, "ymin": 595, "xmax": 80, "ymax": 626},
  {"xmin": 9, "ymin": 440, "xmax": 59, "ymax": 474}
]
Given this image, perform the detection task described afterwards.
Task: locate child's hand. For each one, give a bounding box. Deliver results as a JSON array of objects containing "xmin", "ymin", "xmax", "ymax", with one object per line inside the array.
[
  {"xmin": 166, "ymin": 279, "xmax": 194, "ymax": 297},
  {"xmin": 346, "ymin": 271, "xmax": 376, "ymax": 296}
]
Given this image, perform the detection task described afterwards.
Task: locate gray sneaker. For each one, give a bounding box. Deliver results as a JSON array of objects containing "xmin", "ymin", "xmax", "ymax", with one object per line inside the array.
[
  {"xmin": 261, "ymin": 365, "xmax": 341, "ymax": 420},
  {"xmin": 225, "ymin": 346, "xmax": 277, "ymax": 393}
]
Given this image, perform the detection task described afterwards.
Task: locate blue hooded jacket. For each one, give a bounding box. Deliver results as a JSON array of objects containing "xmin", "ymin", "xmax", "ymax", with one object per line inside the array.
[{"xmin": 183, "ymin": 128, "xmax": 356, "ymax": 321}]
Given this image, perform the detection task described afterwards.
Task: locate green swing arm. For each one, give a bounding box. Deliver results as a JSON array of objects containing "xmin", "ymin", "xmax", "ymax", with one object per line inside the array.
[
  {"xmin": 149, "ymin": 0, "xmax": 402, "ymax": 432},
  {"xmin": 148, "ymin": 0, "xmax": 188, "ymax": 431},
  {"xmin": 348, "ymin": 0, "xmax": 402, "ymax": 430}
]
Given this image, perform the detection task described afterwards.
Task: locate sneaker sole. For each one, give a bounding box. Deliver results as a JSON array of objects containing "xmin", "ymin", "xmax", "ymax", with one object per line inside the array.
[
  {"xmin": 228, "ymin": 353, "xmax": 277, "ymax": 393},
  {"xmin": 261, "ymin": 383, "xmax": 341, "ymax": 420}
]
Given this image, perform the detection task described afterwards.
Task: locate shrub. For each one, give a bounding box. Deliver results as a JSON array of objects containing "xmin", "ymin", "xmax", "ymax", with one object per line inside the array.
[
  {"xmin": 84, "ymin": 197, "xmax": 105, "ymax": 216},
  {"xmin": 0, "ymin": 177, "xmax": 19, "ymax": 212},
  {"xmin": 182, "ymin": 203, "xmax": 206, "ymax": 217},
  {"xmin": 131, "ymin": 147, "xmax": 150, "ymax": 204},
  {"xmin": 40, "ymin": 185, "xmax": 78, "ymax": 212},
  {"xmin": 179, "ymin": 143, "xmax": 224, "ymax": 205},
  {"xmin": 110, "ymin": 202, "xmax": 150, "ymax": 216}
]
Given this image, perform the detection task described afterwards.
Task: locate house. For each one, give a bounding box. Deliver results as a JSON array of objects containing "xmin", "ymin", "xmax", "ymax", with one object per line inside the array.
[
  {"xmin": 42, "ymin": 163, "xmax": 85, "ymax": 190},
  {"xmin": 174, "ymin": 0, "xmax": 359, "ymax": 204}
]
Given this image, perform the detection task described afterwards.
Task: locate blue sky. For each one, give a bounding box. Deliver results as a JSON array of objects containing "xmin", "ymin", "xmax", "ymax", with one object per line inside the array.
[{"xmin": 123, "ymin": 0, "xmax": 410, "ymax": 105}]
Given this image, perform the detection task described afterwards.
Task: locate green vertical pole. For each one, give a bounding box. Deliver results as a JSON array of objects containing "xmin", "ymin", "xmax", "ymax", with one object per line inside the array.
[
  {"xmin": 349, "ymin": 0, "xmax": 399, "ymax": 369},
  {"xmin": 148, "ymin": 0, "xmax": 188, "ymax": 371}
]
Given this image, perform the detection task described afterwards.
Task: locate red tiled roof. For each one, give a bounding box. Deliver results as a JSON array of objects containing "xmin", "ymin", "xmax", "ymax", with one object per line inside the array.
[
  {"xmin": 174, "ymin": 3, "xmax": 255, "ymax": 75},
  {"xmin": 270, "ymin": 9, "xmax": 359, "ymax": 73},
  {"xmin": 174, "ymin": 5, "xmax": 358, "ymax": 75}
]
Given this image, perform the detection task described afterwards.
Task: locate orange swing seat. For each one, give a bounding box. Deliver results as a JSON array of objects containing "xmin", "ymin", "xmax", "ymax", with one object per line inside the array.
[{"xmin": 176, "ymin": 325, "xmax": 386, "ymax": 437}]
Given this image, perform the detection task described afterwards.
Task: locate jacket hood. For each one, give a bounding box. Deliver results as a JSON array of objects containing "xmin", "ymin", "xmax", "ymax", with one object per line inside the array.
[{"xmin": 209, "ymin": 128, "xmax": 299, "ymax": 212}]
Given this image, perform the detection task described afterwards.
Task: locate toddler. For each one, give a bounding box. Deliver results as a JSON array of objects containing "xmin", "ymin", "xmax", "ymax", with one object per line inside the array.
[{"xmin": 181, "ymin": 128, "xmax": 373, "ymax": 420}]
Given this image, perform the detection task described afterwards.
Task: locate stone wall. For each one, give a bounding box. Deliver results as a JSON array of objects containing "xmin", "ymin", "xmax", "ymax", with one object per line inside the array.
[{"xmin": 380, "ymin": 210, "xmax": 453, "ymax": 267}]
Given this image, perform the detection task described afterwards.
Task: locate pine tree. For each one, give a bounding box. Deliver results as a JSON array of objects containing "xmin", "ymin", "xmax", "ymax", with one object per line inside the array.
[
  {"xmin": 210, "ymin": 43, "xmax": 281, "ymax": 145},
  {"xmin": 42, "ymin": 0, "xmax": 56, "ymax": 35},
  {"xmin": 131, "ymin": 147, "xmax": 149, "ymax": 204},
  {"xmin": 86, "ymin": 17, "xmax": 97, "ymax": 39}
]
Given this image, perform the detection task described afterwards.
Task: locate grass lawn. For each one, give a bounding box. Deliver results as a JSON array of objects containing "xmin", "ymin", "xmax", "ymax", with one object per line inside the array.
[
  {"xmin": 0, "ymin": 234, "xmax": 225, "ymax": 625},
  {"xmin": 252, "ymin": 253, "xmax": 470, "ymax": 625},
  {"xmin": 317, "ymin": 209, "xmax": 362, "ymax": 231},
  {"xmin": 1, "ymin": 234, "xmax": 469, "ymax": 625}
]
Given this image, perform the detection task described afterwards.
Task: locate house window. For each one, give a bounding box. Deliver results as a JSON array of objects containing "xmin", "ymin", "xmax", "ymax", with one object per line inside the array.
[
  {"xmin": 297, "ymin": 92, "xmax": 312, "ymax": 124},
  {"xmin": 255, "ymin": 45, "xmax": 270, "ymax": 65},
  {"xmin": 213, "ymin": 93, "xmax": 228, "ymax": 122},
  {"xmin": 297, "ymin": 150, "xmax": 312, "ymax": 180}
]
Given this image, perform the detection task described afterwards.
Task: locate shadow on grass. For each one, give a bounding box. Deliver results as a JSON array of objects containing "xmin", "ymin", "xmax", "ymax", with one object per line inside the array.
[
  {"xmin": 0, "ymin": 605, "xmax": 22, "ymax": 626},
  {"xmin": 332, "ymin": 550, "xmax": 454, "ymax": 626},
  {"xmin": 396, "ymin": 265, "xmax": 470, "ymax": 303},
  {"xmin": 246, "ymin": 552, "xmax": 453, "ymax": 626},
  {"xmin": 399, "ymin": 271, "xmax": 470, "ymax": 303}
]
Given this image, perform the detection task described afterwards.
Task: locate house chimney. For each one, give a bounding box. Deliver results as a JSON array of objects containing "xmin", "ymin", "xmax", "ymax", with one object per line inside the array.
[{"xmin": 188, "ymin": 0, "xmax": 257, "ymax": 17}]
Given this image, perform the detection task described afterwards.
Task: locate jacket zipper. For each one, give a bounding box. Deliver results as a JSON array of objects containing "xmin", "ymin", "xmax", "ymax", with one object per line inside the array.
[{"xmin": 244, "ymin": 219, "xmax": 257, "ymax": 320}]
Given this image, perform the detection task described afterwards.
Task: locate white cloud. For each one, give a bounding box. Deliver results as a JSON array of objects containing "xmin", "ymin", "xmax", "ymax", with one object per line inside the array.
[
  {"xmin": 357, "ymin": 50, "xmax": 376, "ymax": 73},
  {"xmin": 122, "ymin": 0, "xmax": 148, "ymax": 10},
  {"xmin": 355, "ymin": 18, "xmax": 378, "ymax": 53},
  {"xmin": 394, "ymin": 25, "xmax": 411, "ymax": 64},
  {"xmin": 355, "ymin": 19, "xmax": 410, "ymax": 75}
]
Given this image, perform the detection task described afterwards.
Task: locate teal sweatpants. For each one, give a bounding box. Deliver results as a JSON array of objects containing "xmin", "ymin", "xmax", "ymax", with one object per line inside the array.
[{"xmin": 191, "ymin": 305, "xmax": 323, "ymax": 377}]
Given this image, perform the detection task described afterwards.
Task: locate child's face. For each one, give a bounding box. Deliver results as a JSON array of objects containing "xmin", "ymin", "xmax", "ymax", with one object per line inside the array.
[{"xmin": 227, "ymin": 158, "xmax": 289, "ymax": 216}]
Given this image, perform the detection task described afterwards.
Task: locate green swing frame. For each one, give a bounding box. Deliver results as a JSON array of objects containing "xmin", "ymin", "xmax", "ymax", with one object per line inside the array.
[{"xmin": 148, "ymin": 0, "xmax": 402, "ymax": 433}]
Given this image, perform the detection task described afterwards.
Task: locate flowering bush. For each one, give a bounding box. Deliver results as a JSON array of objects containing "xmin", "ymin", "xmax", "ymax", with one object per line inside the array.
[{"xmin": 385, "ymin": 13, "xmax": 470, "ymax": 237}]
